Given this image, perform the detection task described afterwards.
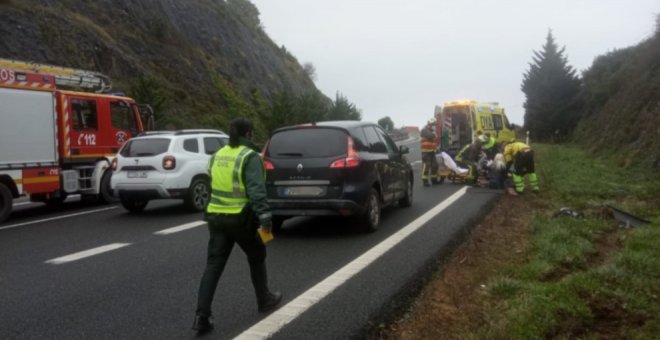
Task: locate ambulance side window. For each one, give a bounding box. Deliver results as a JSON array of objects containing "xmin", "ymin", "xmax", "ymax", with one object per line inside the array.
[
  {"xmin": 111, "ymin": 101, "xmax": 137, "ymax": 132},
  {"xmin": 72, "ymin": 99, "xmax": 98, "ymax": 131},
  {"xmin": 492, "ymin": 114, "xmax": 503, "ymax": 131}
]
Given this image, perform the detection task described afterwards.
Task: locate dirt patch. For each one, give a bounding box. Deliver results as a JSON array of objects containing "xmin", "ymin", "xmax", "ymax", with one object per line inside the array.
[{"xmin": 379, "ymin": 194, "xmax": 537, "ymax": 339}]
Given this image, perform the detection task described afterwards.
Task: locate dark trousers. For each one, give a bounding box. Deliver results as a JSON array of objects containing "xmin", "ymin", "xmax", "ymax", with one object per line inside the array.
[
  {"xmin": 196, "ymin": 212, "xmax": 267, "ymax": 317},
  {"xmin": 513, "ymin": 150, "xmax": 535, "ymax": 175}
]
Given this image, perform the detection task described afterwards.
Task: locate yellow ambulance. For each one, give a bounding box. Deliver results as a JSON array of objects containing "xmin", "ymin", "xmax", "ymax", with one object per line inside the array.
[{"xmin": 436, "ymin": 100, "xmax": 515, "ymax": 154}]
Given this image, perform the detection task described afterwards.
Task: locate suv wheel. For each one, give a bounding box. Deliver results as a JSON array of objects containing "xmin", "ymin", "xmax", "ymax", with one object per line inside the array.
[
  {"xmin": 185, "ymin": 178, "xmax": 211, "ymax": 212},
  {"xmin": 359, "ymin": 188, "xmax": 381, "ymax": 232},
  {"xmin": 399, "ymin": 178, "xmax": 413, "ymax": 207},
  {"xmin": 120, "ymin": 196, "xmax": 148, "ymax": 212}
]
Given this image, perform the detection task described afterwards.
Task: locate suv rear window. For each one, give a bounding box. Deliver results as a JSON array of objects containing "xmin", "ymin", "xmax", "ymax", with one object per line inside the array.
[
  {"xmin": 120, "ymin": 138, "xmax": 171, "ymax": 157},
  {"xmin": 268, "ymin": 128, "xmax": 347, "ymax": 158}
]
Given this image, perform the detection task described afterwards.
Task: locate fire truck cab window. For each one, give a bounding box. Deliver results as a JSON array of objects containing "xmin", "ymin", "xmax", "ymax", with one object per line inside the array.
[
  {"xmin": 72, "ymin": 99, "xmax": 98, "ymax": 130},
  {"xmin": 111, "ymin": 101, "xmax": 136, "ymax": 131}
]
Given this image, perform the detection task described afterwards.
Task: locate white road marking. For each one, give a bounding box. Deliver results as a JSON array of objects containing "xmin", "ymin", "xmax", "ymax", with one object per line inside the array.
[
  {"xmin": 234, "ymin": 186, "xmax": 469, "ymax": 340},
  {"xmin": 154, "ymin": 221, "xmax": 206, "ymax": 235},
  {"xmin": 45, "ymin": 243, "xmax": 131, "ymax": 265},
  {"xmin": 0, "ymin": 206, "xmax": 118, "ymax": 231}
]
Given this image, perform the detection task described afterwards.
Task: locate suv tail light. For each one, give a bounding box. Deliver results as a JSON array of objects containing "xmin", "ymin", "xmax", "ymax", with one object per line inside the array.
[
  {"xmin": 111, "ymin": 158, "xmax": 118, "ymax": 171},
  {"xmin": 329, "ymin": 136, "xmax": 360, "ymax": 168},
  {"xmin": 263, "ymin": 160, "xmax": 275, "ymax": 170},
  {"xmin": 163, "ymin": 155, "xmax": 176, "ymax": 170}
]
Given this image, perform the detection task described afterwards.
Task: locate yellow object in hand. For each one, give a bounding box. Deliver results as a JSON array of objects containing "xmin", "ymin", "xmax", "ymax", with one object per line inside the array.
[{"xmin": 258, "ymin": 227, "xmax": 274, "ymax": 244}]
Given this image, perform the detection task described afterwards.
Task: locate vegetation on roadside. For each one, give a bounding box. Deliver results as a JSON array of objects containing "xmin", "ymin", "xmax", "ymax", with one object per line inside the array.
[
  {"xmin": 382, "ymin": 143, "xmax": 659, "ymax": 339},
  {"xmin": 480, "ymin": 144, "xmax": 659, "ymax": 339}
]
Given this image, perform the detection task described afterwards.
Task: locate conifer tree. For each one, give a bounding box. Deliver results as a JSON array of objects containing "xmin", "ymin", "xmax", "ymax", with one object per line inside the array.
[{"xmin": 521, "ymin": 30, "xmax": 582, "ymax": 141}]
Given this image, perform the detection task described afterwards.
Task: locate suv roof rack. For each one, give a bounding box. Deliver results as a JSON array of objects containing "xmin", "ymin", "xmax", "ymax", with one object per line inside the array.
[
  {"xmin": 137, "ymin": 131, "xmax": 175, "ymax": 137},
  {"xmin": 174, "ymin": 129, "xmax": 226, "ymax": 135}
]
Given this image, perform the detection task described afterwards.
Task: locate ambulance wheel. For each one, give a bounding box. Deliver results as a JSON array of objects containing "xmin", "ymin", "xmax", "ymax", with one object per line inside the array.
[
  {"xmin": 99, "ymin": 169, "xmax": 118, "ymax": 204},
  {"xmin": 0, "ymin": 183, "xmax": 12, "ymax": 223},
  {"xmin": 120, "ymin": 196, "xmax": 148, "ymax": 212}
]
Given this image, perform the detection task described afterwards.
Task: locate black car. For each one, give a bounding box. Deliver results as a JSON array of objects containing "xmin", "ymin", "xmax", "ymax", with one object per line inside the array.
[{"xmin": 262, "ymin": 121, "xmax": 414, "ymax": 232}]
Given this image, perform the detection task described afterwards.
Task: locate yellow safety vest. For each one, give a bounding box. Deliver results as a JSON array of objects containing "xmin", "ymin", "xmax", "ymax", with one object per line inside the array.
[
  {"xmin": 206, "ymin": 145, "xmax": 256, "ymax": 214},
  {"xmin": 503, "ymin": 142, "xmax": 531, "ymax": 163}
]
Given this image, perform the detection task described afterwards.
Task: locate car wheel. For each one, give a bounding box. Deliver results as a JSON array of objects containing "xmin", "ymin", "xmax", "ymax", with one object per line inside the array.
[
  {"xmin": 271, "ymin": 216, "xmax": 286, "ymax": 233},
  {"xmin": 185, "ymin": 178, "xmax": 211, "ymax": 212},
  {"xmin": 0, "ymin": 183, "xmax": 12, "ymax": 223},
  {"xmin": 399, "ymin": 178, "xmax": 413, "ymax": 207},
  {"xmin": 359, "ymin": 188, "xmax": 381, "ymax": 232},
  {"xmin": 99, "ymin": 169, "xmax": 119, "ymax": 204},
  {"xmin": 120, "ymin": 196, "xmax": 148, "ymax": 212}
]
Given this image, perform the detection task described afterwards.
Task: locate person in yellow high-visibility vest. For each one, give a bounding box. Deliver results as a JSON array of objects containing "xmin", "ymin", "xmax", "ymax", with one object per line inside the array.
[
  {"xmin": 193, "ymin": 118, "xmax": 281, "ymax": 333},
  {"xmin": 503, "ymin": 141, "xmax": 539, "ymax": 194},
  {"xmin": 420, "ymin": 119, "xmax": 439, "ymax": 186}
]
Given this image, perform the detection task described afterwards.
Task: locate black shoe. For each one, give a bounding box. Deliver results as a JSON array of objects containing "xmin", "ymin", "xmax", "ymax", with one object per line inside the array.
[
  {"xmin": 192, "ymin": 315, "xmax": 214, "ymax": 333},
  {"xmin": 258, "ymin": 291, "xmax": 282, "ymax": 313}
]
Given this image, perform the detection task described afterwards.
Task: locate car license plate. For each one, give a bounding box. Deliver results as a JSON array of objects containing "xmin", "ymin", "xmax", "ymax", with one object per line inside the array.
[
  {"xmin": 127, "ymin": 171, "xmax": 148, "ymax": 178},
  {"xmin": 284, "ymin": 186, "xmax": 324, "ymax": 197}
]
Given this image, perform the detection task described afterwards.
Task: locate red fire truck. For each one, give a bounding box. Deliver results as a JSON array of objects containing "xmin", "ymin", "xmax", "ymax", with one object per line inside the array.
[{"xmin": 0, "ymin": 58, "xmax": 153, "ymax": 222}]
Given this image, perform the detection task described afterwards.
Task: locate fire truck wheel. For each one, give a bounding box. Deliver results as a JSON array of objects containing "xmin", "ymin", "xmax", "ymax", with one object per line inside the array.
[
  {"xmin": 0, "ymin": 183, "xmax": 12, "ymax": 223},
  {"xmin": 185, "ymin": 177, "xmax": 211, "ymax": 212},
  {"xmin": 99, "ymin": 169, "xmax": 119, "ymax": 204},
  {"xmin": 120, "ymin": 196, "xmax": 148, "ymax": 212}
]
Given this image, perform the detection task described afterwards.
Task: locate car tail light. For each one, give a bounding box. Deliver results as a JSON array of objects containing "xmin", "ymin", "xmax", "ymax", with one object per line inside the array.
[
  {"xmin": 330, "ymin": 136, "xmax": 360, "ymax": 168},
  {"xmin": 264, "ymin": 160, "xmax": 275, "ymax": 170},
  {"xmin": 111, "ymin": 158, "xmax": 118, "ymax": 171},
  {"xmin": 163, "ymin": 155, "xmax": 176, "ymax": 170}
]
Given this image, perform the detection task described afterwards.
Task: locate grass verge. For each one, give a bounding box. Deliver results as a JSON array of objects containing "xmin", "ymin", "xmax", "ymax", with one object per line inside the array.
[{"xmin": 382, "ymin": 143, "xmax": 659, "ymax": 339}]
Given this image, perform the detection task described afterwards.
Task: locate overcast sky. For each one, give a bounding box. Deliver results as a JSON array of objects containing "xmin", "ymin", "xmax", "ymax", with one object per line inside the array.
[{"xmin": 250, "ymin": 0, "xmax": 658, "ymax": 127}]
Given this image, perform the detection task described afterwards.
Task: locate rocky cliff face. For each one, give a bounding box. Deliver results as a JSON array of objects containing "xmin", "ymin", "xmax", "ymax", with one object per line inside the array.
[{"xmin": 0, "ymin": 0, "xmax": 319, "ymax": 129}]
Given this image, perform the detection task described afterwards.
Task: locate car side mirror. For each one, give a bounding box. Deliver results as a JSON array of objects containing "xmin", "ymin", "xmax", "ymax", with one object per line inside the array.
[{"xmin": 399, "ymin": 145, "xmax": 409, "ymax": 154}]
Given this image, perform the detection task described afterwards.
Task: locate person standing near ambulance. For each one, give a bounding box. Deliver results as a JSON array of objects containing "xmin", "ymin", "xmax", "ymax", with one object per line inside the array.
[
  {"xmin": 420, "ymin": 119, "xmax": 439, "ymax": 186},
  {"xmin": 503, "ymin": 141, "xmax": 539, "ymax": 194},
  {"xmin": 193, "ymin": 118, "xmax": 282, "ymax": 333}
]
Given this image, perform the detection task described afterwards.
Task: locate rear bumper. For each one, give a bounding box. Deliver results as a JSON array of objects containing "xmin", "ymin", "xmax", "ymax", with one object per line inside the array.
[
  {"xmin": 268, "ymin": 199, "xmax": 364, "ymax": 217},
  {"xmin": 114, "ymin": 184, "xmax": 187, "ymax": 200}
]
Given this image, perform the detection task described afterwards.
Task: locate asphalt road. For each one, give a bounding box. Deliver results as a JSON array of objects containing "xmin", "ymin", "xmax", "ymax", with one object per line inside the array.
[{"xmin": 0, "ymin": 138, "xmax": 501, "ymax": 340}]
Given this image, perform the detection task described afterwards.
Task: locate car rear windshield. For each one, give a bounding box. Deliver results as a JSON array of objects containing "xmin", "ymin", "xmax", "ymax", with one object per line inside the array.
[
  {"xmin": 120, "ymin": 138, "xmax": 171, "ymax": 157},
  {"xmin": 267, "ymin": 128, "xmax": 347, "ymax": 158}
]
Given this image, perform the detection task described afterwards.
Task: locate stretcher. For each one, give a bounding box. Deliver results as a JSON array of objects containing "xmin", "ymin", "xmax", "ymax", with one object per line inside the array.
[{"xmin": 436, "ymin": 152, "xmax": 472, "ymax": 184}]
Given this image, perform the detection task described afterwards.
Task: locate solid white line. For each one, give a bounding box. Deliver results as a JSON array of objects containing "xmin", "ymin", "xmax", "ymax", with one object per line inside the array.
[
  {"xmin": 0, "ymin": 206, "xmax": 118, "ymax": 231},
  {"xmin": 233, "ymin": 186, "xmax": 469, "ymax": 340},
  {"xmin": 45, "ymin": 243, "xmax": 131, "ymax": 265},
  {"xmin": 154, "ymin": 221, "xmax": 207, "ymax": 235}
]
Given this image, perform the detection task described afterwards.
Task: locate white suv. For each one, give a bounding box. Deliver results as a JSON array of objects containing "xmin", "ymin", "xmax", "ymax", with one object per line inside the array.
[{"xmin": 110, "ymin": 129, "xmax": 229, "ymax": 212}]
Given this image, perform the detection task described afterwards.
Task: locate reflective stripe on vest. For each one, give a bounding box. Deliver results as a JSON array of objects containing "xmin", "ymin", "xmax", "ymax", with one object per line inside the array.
[{"xmin": 206, "ymin": 145, "xmax": 254, "ymax": 214}]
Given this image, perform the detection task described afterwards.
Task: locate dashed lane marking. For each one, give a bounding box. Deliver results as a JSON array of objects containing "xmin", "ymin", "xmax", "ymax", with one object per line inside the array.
[
  {"xmin": 0, "ymin": 206, "xmax": 118, "ymax": 231},
  {"xmin": 154, "ymin": 221, "xmax": 207, "ymax": 235},
  {"xmin": 233, "ymin": 186, "xmax": 469, "ymax": 340},
  {"xmin": 45, "ymin": 243, "xmax": 131, "ymax": 265}
]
